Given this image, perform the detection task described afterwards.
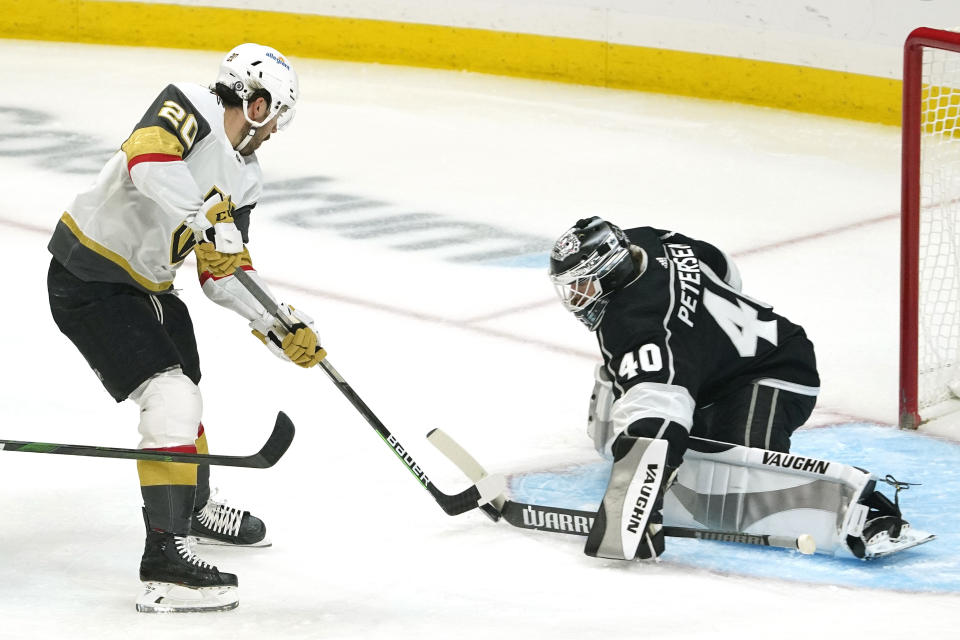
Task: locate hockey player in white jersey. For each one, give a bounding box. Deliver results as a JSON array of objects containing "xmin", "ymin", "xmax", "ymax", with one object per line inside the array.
[{"xmin": 47, "ymin": 44, "xmax": 324, "ymax": 612}]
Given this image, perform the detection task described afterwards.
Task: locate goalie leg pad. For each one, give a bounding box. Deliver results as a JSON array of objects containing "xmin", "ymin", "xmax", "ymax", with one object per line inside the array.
[
  {"xmin": 585, "ymin": 436, "xmax": 671, "ymax": 560},
  {"xmin": 661, "ymin": 438, "xmax": 929, "ymax": 557}
]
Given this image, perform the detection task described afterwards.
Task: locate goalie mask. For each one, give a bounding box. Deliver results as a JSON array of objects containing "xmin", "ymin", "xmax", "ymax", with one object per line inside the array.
[
  {"xmin": 214, "ymin": 43, "xmax": 299, "ymax": 148},
  {"xmin": 549, "ymin": 217, "xmax": 638, "ymax": 330}
]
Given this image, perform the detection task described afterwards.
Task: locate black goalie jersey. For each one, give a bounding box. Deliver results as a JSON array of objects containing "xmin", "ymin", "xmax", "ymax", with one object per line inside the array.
[{"xmin": 597, "ymin": 227, "xmax": 819, "ymax": 438}]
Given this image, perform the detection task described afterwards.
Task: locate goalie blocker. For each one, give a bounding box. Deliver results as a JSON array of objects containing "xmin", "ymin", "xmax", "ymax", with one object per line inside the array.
[{"xmin": 585, "ymin": 436, "xmax": 674, "ymax": 560}]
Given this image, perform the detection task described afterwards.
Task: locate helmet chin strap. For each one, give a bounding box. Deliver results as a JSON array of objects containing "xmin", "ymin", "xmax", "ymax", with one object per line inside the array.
[
  {"xmin": 234, "ymin": 126, "xmax": 257, "ymax": 152},
  {"xmin": 233, "ymin": 98, "xmax": 266, "ymax": 152}
]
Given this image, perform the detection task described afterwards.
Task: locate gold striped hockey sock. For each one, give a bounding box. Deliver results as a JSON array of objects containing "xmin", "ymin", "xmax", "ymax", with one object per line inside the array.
[{"xmin": 138, "ymin": 445, "xmax": 198, "ymax": 534}]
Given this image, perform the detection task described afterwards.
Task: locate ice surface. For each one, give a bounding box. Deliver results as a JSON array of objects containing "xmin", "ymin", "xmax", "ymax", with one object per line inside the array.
[{"xmin": 0, "ymin": 40, "xmax": 957, "ymax": 638}]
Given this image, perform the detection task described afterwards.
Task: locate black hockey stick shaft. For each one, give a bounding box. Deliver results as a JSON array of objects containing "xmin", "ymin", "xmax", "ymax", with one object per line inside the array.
[
  {"xmin": 0, "ymin": 411, "xmax": 295, "ymax": 469},
  {"xmin": 232, "ymin": 268, "xmax": 486, "ymax": 515},
  {"xmin": 318, "ymin": 359, "xmax": 484, "ymax": 515}
]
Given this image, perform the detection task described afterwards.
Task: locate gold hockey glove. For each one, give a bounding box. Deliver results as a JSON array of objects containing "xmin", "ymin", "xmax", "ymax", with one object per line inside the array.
[
  {"xmin": 194, "ymin": 242, "xmax": 252, "ymax": 279},
  {"xmin": 251, "ymin": 304, "xmax": 326, "ymax": 368},
  {"xmin": 281, "ymin": 326, "xmax": 327, "ymax": 368}
]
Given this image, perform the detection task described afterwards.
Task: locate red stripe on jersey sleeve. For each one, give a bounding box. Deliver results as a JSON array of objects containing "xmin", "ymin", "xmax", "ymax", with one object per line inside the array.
[
  {"xmin": 127, "ymin": 152, "xmax": 182, "ymax": 173},
  {"xmin": 199, "ymin": 264, "xmax": 255, "ymax": 287}
]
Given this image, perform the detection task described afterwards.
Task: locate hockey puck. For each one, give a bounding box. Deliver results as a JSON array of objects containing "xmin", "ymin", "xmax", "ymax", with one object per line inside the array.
[{"xmin": 797, "ymin": 534, "xmax": 816, "ymax": 555}]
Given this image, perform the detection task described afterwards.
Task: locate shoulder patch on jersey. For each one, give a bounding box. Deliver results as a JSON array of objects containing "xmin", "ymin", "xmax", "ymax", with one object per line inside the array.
[
  {"xmin": 121, "ymin": 126, "xmax": 184, "ymax": 170},
  {"xmin": 126, "ymin": 84, "xmax": 213, "ymax": 162}
]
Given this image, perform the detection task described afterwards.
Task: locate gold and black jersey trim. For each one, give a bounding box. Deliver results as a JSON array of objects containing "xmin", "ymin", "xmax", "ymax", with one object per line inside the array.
[
  {"xmin": 47, "ymin": 212, "xmax": 173, "ymax": 293},
  {"xmin": 121, "ymin": 125, "xmax": 185, "ymax": 171},
  {"xmin": 121, "ymin": 84, "xmax": 212, "ymax": 172}
]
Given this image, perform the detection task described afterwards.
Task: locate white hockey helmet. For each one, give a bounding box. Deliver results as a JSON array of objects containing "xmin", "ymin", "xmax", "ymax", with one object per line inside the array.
[{"xmin": 214, "ymin": 43, "xmax": 299, "ymax": 132}]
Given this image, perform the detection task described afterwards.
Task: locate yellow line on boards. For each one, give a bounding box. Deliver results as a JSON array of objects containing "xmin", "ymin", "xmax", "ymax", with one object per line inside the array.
[{"xmin": 1, "ymin": 0, "xmax": 901, "ymax": 124}]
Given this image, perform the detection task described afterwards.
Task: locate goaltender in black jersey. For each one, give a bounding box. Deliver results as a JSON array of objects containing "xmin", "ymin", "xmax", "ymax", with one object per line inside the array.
[{"xmin": 548, "ymin": 217, "xmax": 819, "ymax": 561}]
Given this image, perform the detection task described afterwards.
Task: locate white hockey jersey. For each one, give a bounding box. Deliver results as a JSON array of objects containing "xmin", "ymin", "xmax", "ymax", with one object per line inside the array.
[{"xmin": 49, "ymin": 82, "xmax": 262, "ymax": 294}]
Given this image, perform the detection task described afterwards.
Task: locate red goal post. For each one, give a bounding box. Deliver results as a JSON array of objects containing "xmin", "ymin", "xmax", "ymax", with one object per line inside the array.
[{"xmin": 901, "ymin": 27, "xmax": 960, "ymax": 429}]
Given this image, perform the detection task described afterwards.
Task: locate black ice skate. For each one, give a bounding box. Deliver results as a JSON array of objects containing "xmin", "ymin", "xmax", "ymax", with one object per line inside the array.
[
  {"xmin": 846, "ymin": 477, "xmax": 936, "ymax": 559},
  {"xmin": 191, "ymin": 497, "xmax": 270, "ymax": 547},
  {"xmin": 137, "ymin": 529, "xmax": 239, "ymax": 613}
]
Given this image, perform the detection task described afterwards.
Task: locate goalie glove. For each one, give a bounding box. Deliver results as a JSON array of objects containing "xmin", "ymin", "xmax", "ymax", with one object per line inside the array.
[
  {"xmin": 587, "ymin": 364, "xmax": 615, "ymax": 458},
  {"xmin": 186, "ymin": 193, "xmax": 243, "ymax": 254},
  {"xmin": 250, "ymin": 305, "xmax": 327, "ymax": 368}
]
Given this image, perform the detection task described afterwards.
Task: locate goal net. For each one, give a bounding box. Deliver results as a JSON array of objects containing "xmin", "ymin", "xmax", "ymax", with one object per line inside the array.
[{"xmin": 901, "ymin": 27, "xmax": 960, "ymax": 428}]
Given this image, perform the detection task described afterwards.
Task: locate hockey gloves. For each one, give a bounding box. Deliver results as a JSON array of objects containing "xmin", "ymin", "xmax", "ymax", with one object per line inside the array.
[
  {"xmin": 251, "ymin": 304, "xmax": 327, "ymax": 368},
  {"xmin": 587, "ymin": 364, "xmax": 616, "ymax": 458},
  {"xmin": 187, "ymin": 194, "xmax": 244, "ymax": 254},
  {"xmin": 194, "ymin": 242, "xmax": 251, "ymax": 279},
  {"xmin": 281, "ymin": 325, "xmax": 326, "ymax": 368}
]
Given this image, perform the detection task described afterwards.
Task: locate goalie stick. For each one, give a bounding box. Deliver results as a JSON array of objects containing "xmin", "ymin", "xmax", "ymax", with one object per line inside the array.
[
  {"xmin": 0, "ymin": 411, "xmax": 294, "ymax": 469},
  {"xmin": 426, "ymin": 427, "xmax": 816, "ymax": 554},
  {"xmin": 231, "ymin": 268, "xmax": 504, "ymax": 516}
]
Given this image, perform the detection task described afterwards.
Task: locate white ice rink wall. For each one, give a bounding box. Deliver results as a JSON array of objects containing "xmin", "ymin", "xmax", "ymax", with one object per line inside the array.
[{"xmin": 6, "ymin": 0, "xmax": 960, "ymax": 123}]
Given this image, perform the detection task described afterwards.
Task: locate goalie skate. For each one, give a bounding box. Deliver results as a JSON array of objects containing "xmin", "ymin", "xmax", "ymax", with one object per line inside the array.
[
  {"xmin": 136, "ymin": 582, "xmax": 239, "ymax": 613},
  {"xmin": 845, "ymin": 477, "xmax": 936, "ymax": 559},
  {"xmin": 861, "ymin": 521, "xmax": 936, "ymax": 560}
]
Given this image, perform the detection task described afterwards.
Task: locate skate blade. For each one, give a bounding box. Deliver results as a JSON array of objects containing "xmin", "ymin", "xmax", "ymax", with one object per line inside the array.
[
  {"xmin": 863, "ymin": 525, "xmax": 936, "ymax": 559},
  {"xmin": 191, "ymin": 534, "xmax": 272, "ymax": 548},
  {"xmin": 136, "ymin": 582, "xmax": 239, "ymax": 613}
]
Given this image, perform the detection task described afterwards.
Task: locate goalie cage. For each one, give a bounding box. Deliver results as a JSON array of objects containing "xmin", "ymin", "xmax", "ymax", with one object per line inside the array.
[{"xmin": 901, "ymin": 27, "xmax": 960, "ymax": 429}]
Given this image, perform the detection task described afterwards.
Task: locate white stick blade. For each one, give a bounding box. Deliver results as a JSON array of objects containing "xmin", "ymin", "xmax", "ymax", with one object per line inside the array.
[
  {"xmin": 427, "ymin": 428, "xmax": 488, "ymax": 481},
  {"xmin": 475, "ymin": 473, "xmax": 507, "ymax": 506}
]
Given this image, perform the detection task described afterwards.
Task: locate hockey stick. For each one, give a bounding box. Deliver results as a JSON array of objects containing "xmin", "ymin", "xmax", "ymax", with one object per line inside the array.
[
  {"xmin": 497, "ymin": 499, "xmax": 815, "ymax": 553},
  {"xmin": 0, "ymin": 411, "xmax": 294, "ymax": 469},
  {"xmin": 424, "ymin": 428, "xmax": 504, "ymax": 523},
  {"xmin": 426, "ymin": 427, "xmax": 816, "ymax": 554},
  {"xmin": 232, "ymin": 268, "xmax": 504, "ymax": 516}
]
